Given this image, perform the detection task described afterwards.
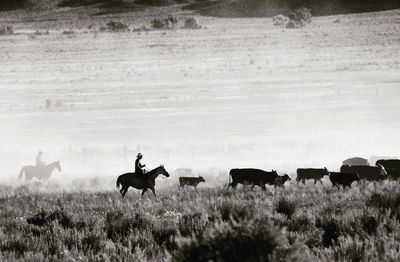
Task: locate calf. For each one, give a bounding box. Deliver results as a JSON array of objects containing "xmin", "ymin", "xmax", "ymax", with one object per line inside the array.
[
  {"xmin": 179, "ymin": 176, "xmax": 205, "ymax": 188},
  {"xmin": 329, "ymin": 172, "xmax": 360, "ymax": 188},
  {"xmin": 340, "ymin": 165, "xmax": 387, "ymax": 181},
  {"xmin": 229, "ymin": 168, "xmax": 291, "ymax": 190},
  {"xmin": 296, "ymin": 167, "xmax": 329, "ymax": 184}
]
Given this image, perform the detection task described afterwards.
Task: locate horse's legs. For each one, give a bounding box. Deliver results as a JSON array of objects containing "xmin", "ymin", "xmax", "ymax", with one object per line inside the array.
[
  {"xmin": 122, "ymin": 187, "xmax": 129, "ymax": 197},
  {"xmin": 141, "ymin": 188, "xmax": 148, "ymax": 197},
  {"xmin": 150, "ymin": 187, "xmax": 156, "ymax": 196}
]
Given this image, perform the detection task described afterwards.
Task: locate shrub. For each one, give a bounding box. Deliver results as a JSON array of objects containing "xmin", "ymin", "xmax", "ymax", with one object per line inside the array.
[
  {"xmin": 289, "ymin": 7, "xmax": 312, "ymax": 24},
  {"xmin": 0, "ymin": 239, "xmax": 28, "ymax": 257},
  {"xmin": 219, "ymin": 202, "xmax": 254, "ymax": 222},
  {"xmin": 173, "ymin": 221, "xmax": 295, "ymax": 262},
  {"xmin": 367, "ymin": 192, "xmax": 400, "ymax": 219},
  {"xmin": 47, "ymin": 208, "xmax": 74, "ymax": 228},
  {"xmin": 152, "ymin": 224, "xmax": 177, "ymax": 251},
  {"xmin": 316, "ymin": 217, "xmax": 340, "ymax": 247},
  {"xmin": 272, "ymin": 15, "xmax": 289, "ymax": 26},
  {"xmin": 287, "ymin": 214, "xmax": 313, "ymax": 232},
  {"xmin": 0, "ymin": 25, "xmax": 14, "ymax": 36},
  {"xmin": 82, "ymin": 233, "xmax": 104, "ymax": 253},
  {"xmin": 286, "ymin": 20, "xmax": 300, "ymax": 29},
  {"xmin": 333, "ymin": 237, "xmax": 368, "ymax": 262},
  {"xmin": 27, "ymin": 209, "xmax": 48, "ymax": 226},
  {"xmin": 62, "ymin": 30, "xmax": 75, "ymax": 35},
  {"xmin": 360, "ymin": 213, "xmax": 379, "ymax": 235},
  {"xmin": 151, "ymin": 16, "xmax": 178, "ymax": 30},
  {"xmin": 105, "ymin": 212, "xmax": 151, "ymax": 242},
  {"xmin": 178, "ymin": 212, "xmax": 206, "ymax": 237},
  {"xmin": 106, "ymin": 21, "xmax": 129, "ymax": 32},
  {"xmin": 183, "ymin": 17, "xmax": 201, "ymax": 29},
  {"xmin": 286, "ymin": 7, "xmax": 312, "ymax": 29},
  {"xmin": 27, "ymin": 208, "xmax": 74, "ymax": 228},
  {"xmin": 275, "ymin": 198, "xmax": 296, "ymax": 219}
]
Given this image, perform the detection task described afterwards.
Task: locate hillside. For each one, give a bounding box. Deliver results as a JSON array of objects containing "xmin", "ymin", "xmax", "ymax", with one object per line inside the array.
[{"xmin": 1, "ymin": 0, "xmax": 400, "ymax": 17}]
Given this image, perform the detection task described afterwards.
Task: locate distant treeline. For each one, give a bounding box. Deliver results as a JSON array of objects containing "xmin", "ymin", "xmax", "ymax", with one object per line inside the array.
[
  {"xmin": 0, "ymin": 0, "xmax": 32, "ymax": 11},
  {"xmin": 188, "ymin": 0, "xmax": 400, "ymax": 17},
  {"xmin": 1, "ymin": 0, "xmax": 400, "ymax": 16}
]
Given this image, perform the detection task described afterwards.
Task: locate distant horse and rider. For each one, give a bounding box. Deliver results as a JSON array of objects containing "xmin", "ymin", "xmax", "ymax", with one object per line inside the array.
[
  {"xmin": 116, "ymin": 153, "xmax": 170, "ymax": 197},
  {"xmin": 19, "ymin": 151, "xmax": 62, "ymax": 181}
]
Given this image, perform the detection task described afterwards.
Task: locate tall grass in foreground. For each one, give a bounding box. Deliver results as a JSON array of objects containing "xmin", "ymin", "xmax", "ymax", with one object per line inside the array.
[{"xmin": 0, "ymin": 181, "xmax": 400, "ymax": 261}]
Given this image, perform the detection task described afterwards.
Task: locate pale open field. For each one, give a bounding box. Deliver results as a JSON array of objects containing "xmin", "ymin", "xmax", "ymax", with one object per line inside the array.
[{"xmin": 0, "ymin": 9, "xmax": 400, "ymax": 183}]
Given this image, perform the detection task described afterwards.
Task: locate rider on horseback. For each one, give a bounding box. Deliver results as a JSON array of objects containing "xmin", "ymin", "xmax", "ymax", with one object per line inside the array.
[
  {"xmin": 36, "ymin": 150, "xmax": 45, "ymax": 167},
  {"xmin": 135, "ymin": 153, "xmax": 146, "ymax": 176}
]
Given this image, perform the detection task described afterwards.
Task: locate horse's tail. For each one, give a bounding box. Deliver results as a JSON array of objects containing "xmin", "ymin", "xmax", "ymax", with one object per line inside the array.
[
  {"xmin": 18, "ymin": 167, "xmax": 25, "ymax": 179},
  {"xmin": 116, "ymin": 176, "xmax": 121, "ymax": 188}
]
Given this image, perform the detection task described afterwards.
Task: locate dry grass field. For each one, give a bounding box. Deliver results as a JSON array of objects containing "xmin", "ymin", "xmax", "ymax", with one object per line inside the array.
[{"xmin": 1, "ymin": 181, "xmax": 400, "ymax": 261}]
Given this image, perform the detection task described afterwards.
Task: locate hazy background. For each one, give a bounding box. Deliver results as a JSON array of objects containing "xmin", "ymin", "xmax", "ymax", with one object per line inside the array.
[{"xmin": 1, "ymin": 9, "xmax": 399, "ymax": 186}]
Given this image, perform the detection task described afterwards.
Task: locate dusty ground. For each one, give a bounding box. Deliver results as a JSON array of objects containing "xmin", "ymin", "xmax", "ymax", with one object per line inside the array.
[{"xmin": 0, "ymin": 8, "xmax": 399, "ymax": 182}]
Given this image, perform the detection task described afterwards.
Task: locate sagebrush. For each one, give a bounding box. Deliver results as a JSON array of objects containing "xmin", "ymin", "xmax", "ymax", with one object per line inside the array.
[{"xmin": 1, "ymin": 181, "xmax": 400, "ymax": 260}]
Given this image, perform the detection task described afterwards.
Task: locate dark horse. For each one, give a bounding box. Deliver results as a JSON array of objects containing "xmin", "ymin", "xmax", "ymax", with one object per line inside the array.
[
  {"xmin": 116, "ymin": 165, "xmax": 169, "ymax": 197},
  {"xmin": 18, "ymin": 161, "xmax": 62, "ymax": 181}
]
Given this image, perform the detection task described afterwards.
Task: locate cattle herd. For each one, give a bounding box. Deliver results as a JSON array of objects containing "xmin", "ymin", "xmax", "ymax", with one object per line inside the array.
[{"xmin": 178, "ymin": 157, "xmax": 400, "ymax": 189}]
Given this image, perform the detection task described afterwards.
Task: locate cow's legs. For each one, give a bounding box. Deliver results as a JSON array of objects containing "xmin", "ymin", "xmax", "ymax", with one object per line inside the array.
[
  {"xmin": 141, "ymin": 188, "xmax": 148, "ymax": 197},
  {"xmin": 150, "ymin": 187, "xmax": 156, "ymax": 196},
  {"xmin": 261, "ymin": 184, "xmax": 267, "ymax": 190}
]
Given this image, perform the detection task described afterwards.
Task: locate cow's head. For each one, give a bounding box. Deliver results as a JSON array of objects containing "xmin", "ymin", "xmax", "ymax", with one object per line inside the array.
[
  {"xmin": 281, "ymin": 174, "xmax": 291, "ymax": 183},
  {"xmin": 272, "ymin": 170, "xmax": 278, "ymax": 175},
  {"xmin": 274, "ymin": 174, "xmax": 291, "ymax": 186},
  {"xmin": 199, "ymin": 176, "xmax": 205, "ymax": 182}
]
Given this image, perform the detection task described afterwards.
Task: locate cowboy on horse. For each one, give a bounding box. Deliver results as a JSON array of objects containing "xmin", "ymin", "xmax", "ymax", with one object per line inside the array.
[{"xmin": 135, "ymin": 153, "xmax": 146, "ymax": 176}]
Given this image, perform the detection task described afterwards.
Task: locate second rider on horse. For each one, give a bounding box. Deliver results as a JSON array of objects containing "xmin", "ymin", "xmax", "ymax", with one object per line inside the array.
[
  {"xmin": 36, "ymin": 150, "xmax": 45, "ymax": 167},
  {"xmin": 135, "ymin": 153, "xmax": 146, "ymax": 176}
]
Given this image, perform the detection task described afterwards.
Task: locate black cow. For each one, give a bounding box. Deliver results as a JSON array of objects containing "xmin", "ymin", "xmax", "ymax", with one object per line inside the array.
[
  {"xmin": 376, "ymin": 159, "xmax": 400, "ymax": 170},
  {"xmin": 340, "ymin": 165, "xmax": 387, "ymax": 181},
  {"xmin": 179, "ymin": 176, "xmax": 205, "ymax": 188},
  {"xmin": 296, "ymin": 167, "xmax": 329, "ymax": 184},
  {"xmin": 369, "ymin": 156, "xmax": 398, "ymax": 166},
  {"xmin": 228, "ymin": 168, "xmax": 291, "ymax": 190},
  {"xmin": 342, "ymin": 157, "xmax": 370, "ymax": 166},
  {"xmin": 329, "ymin": 172, "xmax": 360, "ymax": 188},
  {"xmin": 385, "ymin": 168, "xmax": 400, "ymax": 180}
]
